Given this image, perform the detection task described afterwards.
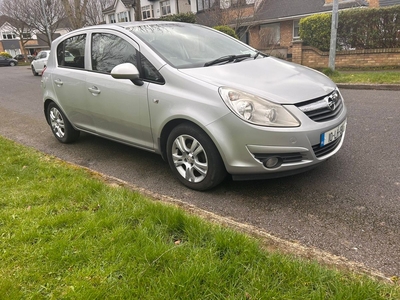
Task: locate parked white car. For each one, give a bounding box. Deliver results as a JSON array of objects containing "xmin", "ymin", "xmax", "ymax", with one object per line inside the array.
[{"xmin": 31, "ymin": 50, "xmax": 50, "ymax": 76}]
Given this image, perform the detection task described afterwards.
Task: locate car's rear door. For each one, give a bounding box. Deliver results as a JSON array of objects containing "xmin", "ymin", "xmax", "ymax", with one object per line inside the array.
[{"xmin": 49, "ymin": 34, "xmax": 95, "ymax": 132}]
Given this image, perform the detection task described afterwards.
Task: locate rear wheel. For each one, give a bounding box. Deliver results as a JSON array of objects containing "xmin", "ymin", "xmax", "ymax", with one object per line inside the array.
[
  {"xmin": 166, "ymin": 123, "xmax": 226, "ymax": 191},
  {"xmin": 47, "ymin": 102, "xmax": 80, "ymax": 143},
  {"xmin": 31, "ymin": 65, "xmax": 38, "ymax": 76}
]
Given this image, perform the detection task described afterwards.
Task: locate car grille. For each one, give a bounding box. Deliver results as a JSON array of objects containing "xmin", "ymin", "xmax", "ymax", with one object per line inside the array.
[
  {"xmin": 296, "ymin": 91, "xmax": 343, "ymax": 122},
  {"xmin": 312, "ymin": 136, "xmax": 342, "ymax": 158},
  {"xmin": 254, "ymin": 153, "xmax": 303, "ymax": 164}
]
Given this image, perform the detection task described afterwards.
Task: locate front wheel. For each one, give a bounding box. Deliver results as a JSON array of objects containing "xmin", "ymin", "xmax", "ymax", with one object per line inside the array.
[
  {"xmin": 9, "ymin": 62, "xmax": 16, "ymax": 67},
  {"xmin": 166, "ymin": 124, "xmax": 227, "ymax": 191},
  {"xmin": 46, "ymin": 102, "xmax": 80, "ymax": 143}
]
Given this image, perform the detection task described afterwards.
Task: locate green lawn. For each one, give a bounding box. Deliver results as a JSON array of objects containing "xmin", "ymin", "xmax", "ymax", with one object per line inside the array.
[
  {"xmin": 329, "ymin": 71, "xmax": 400, "ymax": 84},
  {"xmin": 0, "ymin": 136, "xmax": 399, "ymax": 299}
]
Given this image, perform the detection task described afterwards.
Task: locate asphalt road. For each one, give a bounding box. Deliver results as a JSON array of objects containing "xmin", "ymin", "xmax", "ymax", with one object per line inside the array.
[{"xmin": 1, "ymin": 66, "xmax": 399, "ymax": 278}]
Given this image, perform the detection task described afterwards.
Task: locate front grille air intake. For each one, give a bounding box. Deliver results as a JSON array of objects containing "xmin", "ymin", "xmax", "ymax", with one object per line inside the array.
[
  {"xmin": 296, "ymin": 90, "xmax": 343, "ymax": 122},
  {"xmin": 312, "ymin": 136, "xmax": 342, "ymax": 158}
]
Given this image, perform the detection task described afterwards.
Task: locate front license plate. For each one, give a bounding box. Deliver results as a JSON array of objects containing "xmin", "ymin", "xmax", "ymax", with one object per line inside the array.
[{"xmin": 320, "ymin": 119, "xmax": 347, "ymax": 147}]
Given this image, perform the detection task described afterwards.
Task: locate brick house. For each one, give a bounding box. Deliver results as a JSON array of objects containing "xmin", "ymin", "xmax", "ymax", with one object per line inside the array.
[
  {"xmin": 197, "ymin": 0, "xmax": 400, "ymax": 58},
  {"xmin": 247, "ymin": 0, "xmax": 400, "ymax": 58},
  {"xmin": 0, "ymin": 15, "xmax": 64, "ymax": 59}
]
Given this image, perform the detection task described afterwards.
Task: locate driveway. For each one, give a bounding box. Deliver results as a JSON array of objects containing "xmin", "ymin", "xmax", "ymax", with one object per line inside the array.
[{"xmin": 0, "ymin": 66, "xmax": 399, "ymax": 278}]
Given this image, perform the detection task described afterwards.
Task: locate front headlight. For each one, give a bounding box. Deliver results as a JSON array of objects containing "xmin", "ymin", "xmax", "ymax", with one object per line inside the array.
[{"xmin": 219, "ymin": 87, "xmax": 300, "ymax": 127}]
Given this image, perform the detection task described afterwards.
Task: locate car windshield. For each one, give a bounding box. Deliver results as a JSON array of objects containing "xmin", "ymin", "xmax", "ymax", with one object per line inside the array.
[{"xmin": 126, "ymin": 23, "xmax": 258, "ymax": 69}]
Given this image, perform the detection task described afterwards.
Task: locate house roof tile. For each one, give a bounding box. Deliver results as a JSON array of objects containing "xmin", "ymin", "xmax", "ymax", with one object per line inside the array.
[
  {"xmin": 379, "ymin": 0, "xmax": 400, "ymax": 6},
  {"xmin": 254, "ymin": 0, "xmax": 368, "ymax": 22}
]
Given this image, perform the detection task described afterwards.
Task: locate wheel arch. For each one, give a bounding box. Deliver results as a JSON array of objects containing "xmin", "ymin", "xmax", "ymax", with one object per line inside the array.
[
  {"xmin": 159, "ymin": 119, "xmax": 225, "ymax": 168},
  {"xmin": 44, "ymin": 99, "xmax": 53, "ymax": 125}
]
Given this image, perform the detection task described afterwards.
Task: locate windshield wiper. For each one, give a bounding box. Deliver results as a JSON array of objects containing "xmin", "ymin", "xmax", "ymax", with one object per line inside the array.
[
  {"xmin": 253, "ymin": 51, "xmax": 268, "ymax": 59},
  {"xmin": 204, "ymin": 54, "xmax": 251, "ymax": 67}
]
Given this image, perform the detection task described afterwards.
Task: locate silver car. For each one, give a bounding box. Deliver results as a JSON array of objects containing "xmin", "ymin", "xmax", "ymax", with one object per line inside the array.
[{"xmin": 41, "ymin": 21, "xmax": 347, "ymax": 190}]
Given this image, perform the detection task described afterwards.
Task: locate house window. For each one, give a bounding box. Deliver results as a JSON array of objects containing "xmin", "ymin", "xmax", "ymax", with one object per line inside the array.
[
  {"xmin": 142, "ymin": 5, "xmax": 154, "ymax": 20},
  {"xmin": 293, "ymin": 20, "xmax": 300, "ymax": 39},
  {"xmin": 117, "ymin": 11, "xmax": 130, "ymax": 22},
  {"xmin": 21, "ymin": 32, "xmax": 32, "ymax": 39},
  {"xmin": 198, "ymin": 0, "xmax": 216, "ymax": 11},
  {"xmin": 260, "ymin": 23, "xmax": 280, "ymax": 46},
  {"xmin": 161, "ymin": 1, "xmax": 171, "ymax": 16},
  {"xmin": 2, "ymin": 32, "xmax": 16, "ymax": 39},
  {"xmin": 109, "ymin": 14, "xmax": 116, "ymax": 23}
]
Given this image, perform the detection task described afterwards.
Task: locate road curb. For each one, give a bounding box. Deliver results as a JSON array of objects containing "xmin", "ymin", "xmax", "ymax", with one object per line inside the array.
[{"xmin": 338, "ymin": 83, "xmax": 400, "ymax": 90}]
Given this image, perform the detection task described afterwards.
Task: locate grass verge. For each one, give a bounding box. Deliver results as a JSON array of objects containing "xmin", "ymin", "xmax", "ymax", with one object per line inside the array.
[
  {"xmin": 322, "ymin": 69, "xmax": 400, "ymax": 84},
  {"xmin": 0, "ymin": 136, "xmax": 399, "ymax": 299}
]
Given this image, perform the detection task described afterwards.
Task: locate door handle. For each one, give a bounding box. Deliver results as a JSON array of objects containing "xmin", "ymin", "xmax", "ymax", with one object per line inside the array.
[
  {"xmin": 54, "ymin": 79, "xmax": 63, "ymax": 86},
  {"xmin": 88, "ymin": 86, "xmax": 101, "ymax": 95}
]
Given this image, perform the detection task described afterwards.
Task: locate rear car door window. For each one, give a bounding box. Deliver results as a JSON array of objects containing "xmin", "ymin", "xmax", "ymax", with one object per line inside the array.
[{"xmin": 56, "ymin": 34, "xmax": 86, "ymax": 69}]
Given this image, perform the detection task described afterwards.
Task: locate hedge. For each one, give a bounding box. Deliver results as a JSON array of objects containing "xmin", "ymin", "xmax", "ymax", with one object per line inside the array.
[
  {"xmin": 300, "ymin": 5, "xmax": 400, "ymax": 51},
  {"xmin": 159, "ymin": 12, "xmax": 196, "ymax": 23}
]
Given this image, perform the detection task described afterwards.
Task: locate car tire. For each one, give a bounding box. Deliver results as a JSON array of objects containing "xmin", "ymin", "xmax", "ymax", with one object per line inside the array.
[
  {"xmin": 31, "ymin": 65, "xmax": 38, "ymax": 76},
  {"xmin": 47, "ymin": 102, "xmax": 80, "ymax": 143},
  {"xmin": 9, "ymin": 61, "xmax": 16, "ymax": 67},
  {"xmin": 166, "ymin": 123, "xmax": 227, "ymax": 191}
]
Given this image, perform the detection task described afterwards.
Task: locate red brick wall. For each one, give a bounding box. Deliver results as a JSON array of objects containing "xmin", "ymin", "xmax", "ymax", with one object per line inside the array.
[
  {"xmin": 294, "ymin": 43, "xmax": 400, "ymax": 69},
  {"xmin": 280, "ymin": 21, "xmax": 293, "ymax": 49}
]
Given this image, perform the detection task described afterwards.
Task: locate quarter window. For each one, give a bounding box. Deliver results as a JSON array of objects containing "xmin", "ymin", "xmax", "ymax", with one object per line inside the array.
[{"xmin": 91, "ymin": 33, "xmax": 137, "ymax": 73}]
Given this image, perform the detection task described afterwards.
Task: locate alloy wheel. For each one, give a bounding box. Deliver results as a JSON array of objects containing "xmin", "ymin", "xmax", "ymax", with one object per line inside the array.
[
  {"xmin": 49, "ymin": 107, "xmax": 65, "ymax": 138},
  {"xmin": 171, "ymin": 134, "xmax": 208, "ymax": 183}
]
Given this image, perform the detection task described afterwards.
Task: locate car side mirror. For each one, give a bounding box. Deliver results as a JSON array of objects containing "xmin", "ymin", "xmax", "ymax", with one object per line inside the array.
[{"xmin": 111, "ymin": 63, "xmax": 144, "ymax": 86}]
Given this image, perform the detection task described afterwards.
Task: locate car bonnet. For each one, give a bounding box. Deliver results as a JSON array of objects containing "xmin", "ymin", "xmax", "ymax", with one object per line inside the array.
[{"xmin": 178, "ymin": 57, "xmax": 337, "ymax": 105}]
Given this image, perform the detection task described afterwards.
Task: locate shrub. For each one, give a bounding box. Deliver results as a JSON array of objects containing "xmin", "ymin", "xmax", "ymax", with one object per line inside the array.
[
  {"xmin": 213, "ymin": 25, "xmax": 239, "ymax": 39},
  {"xmin": 159, "ymin": 12, "xmax": 196, "ymax": 23},
  {"xmin": 299, "ymin": 13, "xmax": 332, "ymax": 51},
  {"xmin": 0, "ymin": 52, "xmax": 12, "ymax": 58}
]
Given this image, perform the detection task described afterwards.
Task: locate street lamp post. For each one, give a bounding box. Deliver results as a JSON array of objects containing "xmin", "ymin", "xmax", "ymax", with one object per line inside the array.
[{"xmin": 328, "ymin": 0, "xmax": 339, "ymax": 70}]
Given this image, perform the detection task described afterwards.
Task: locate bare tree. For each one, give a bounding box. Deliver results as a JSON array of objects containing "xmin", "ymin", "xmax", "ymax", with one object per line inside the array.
[
  {"xmin": 134, "ymin": 0, "xmax": 142, "ymax": 21},
  {"xmin": 86, "ymin": 0, "xmax": 114, "ymax": 25},
  {"xmin": 1, "ymin": 0, "xmax": 37, "ymax": 57},
  {"xmin": 60, "ymin": 0, "xmax": 89, "ymax": 29},
  {"xmin": 19, "ymin": 0, "xmax": 67, "ymax": 47}
]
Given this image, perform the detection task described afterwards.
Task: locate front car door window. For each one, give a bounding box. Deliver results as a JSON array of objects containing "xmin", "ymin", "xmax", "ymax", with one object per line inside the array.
[{"xmin": 91, "ymin": 33, "xmax": 137, "ymax": 73}]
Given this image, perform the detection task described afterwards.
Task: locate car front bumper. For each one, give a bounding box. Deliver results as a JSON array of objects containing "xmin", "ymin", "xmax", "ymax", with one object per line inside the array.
[{"xmin": 205, "ymin": 103, "xmax": 347, "ymax": 179}]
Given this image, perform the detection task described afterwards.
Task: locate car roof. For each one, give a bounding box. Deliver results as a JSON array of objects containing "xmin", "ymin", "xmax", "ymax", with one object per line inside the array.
[{"xmin": 57, "ymin": 21, "xmax": 198, "ymax": 34}]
